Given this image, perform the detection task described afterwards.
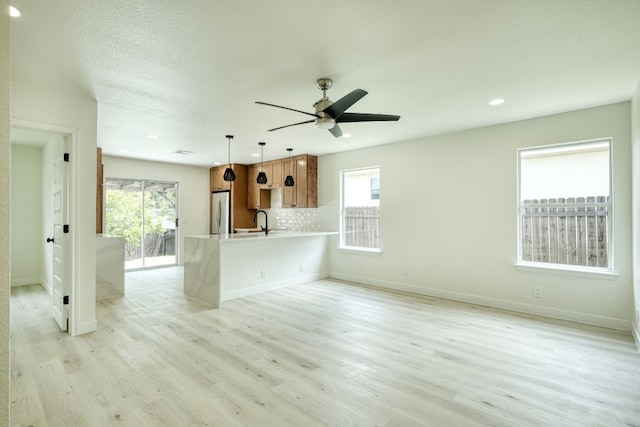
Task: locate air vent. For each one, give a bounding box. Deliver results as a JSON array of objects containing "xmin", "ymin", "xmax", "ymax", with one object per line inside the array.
[{"xmin": 173, "ymin": 150, "xmax": 193, "ymax": 155}]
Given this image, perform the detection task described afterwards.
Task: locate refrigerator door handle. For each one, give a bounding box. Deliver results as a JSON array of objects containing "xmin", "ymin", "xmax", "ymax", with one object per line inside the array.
[{"xmin": 217, "ymin": 200, "xmax": 222, "ymax": 231}]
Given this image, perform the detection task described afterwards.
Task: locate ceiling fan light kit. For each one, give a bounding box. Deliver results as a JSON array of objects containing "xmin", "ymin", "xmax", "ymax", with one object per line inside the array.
[
  {"xmin": 256, "ymin": 78, "xmax": 400, "ymax": 138},
  {"xmin": 315, "ymin": 117, "xmax": 336, "ymax": 130}
]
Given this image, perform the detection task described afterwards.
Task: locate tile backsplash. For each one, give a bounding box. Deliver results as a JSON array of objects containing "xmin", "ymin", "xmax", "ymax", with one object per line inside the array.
[
  {"xmin": 255, "ymin": 188, "xmax": 337, "ymax": 232},
  {"xmin": 266, "ymin": 208, "xmax": 320, "ymax": 231}
]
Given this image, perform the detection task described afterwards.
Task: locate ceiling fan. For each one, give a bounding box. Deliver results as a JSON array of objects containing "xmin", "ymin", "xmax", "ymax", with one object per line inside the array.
[{"xmin": 256, "ymin": 78, "xmax": 400, "ymax": 138}]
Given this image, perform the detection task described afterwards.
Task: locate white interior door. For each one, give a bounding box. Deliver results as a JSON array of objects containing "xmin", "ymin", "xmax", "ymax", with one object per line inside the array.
[{"xmin": 51, "ymin": 155, "xmax": 69, "ymax": 331}]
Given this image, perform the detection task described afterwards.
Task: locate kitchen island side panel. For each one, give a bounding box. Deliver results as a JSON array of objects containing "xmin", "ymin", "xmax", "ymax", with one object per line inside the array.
[{"xmin": 183, "ymin": 236, "xmax": 221, "ymax": 307}]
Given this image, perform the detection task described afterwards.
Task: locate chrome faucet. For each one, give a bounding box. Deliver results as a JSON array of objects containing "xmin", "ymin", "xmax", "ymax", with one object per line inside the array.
[{"xmin": 253, "ymin": 209, "xmax": 269, "ymax": 234}]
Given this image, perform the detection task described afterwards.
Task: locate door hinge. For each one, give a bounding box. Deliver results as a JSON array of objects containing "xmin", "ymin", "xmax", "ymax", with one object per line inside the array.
[
  {"xmin": 63, "ymin": 224, "xmax": 69, "ymax": 233},
  {"xmin": 175, "ymin": 218, "xmax": 179, "ymax": 227},
  {"xmin": 63, "ymin": 296, "xmax": 69, "ymax": 305},
  {"xmin": 64, "ymin": 153, "xmax": 70, "ymax": 162}
]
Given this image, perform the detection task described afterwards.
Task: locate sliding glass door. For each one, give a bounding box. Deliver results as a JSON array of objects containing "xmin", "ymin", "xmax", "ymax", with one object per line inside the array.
[{"xmin": 105, "ymin": 178, "xmax": 178, "ymax": 270}]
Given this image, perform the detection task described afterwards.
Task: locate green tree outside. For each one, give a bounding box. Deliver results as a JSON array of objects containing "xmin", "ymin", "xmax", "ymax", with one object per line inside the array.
[{"xmin": 105, "ymin": 187, "xmax": 175, "ymax": 259}]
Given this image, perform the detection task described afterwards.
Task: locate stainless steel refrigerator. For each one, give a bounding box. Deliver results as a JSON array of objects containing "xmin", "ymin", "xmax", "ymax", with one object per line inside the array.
[{"xmin": 211, "ymin": 191, "xmax": 230, "ymax": 235}]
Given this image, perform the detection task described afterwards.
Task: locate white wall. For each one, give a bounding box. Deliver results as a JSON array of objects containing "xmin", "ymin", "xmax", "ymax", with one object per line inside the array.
[
  {"xmin": 102, "ymin": 155, "xmax": 210, "ymax": 264},
  {"xmin": 0, "ymin": 0, "xmax": 10, "ymax": 422},
  {"xmin": 11, "ymin": 82, "xmax": 98, "ymax": 336},
  {"xmin": 320, "ymin": 102, "xmax": 633, "ymax": 330},
  {"xmin": 10, "ymin": 144, "xmax": 42, "ymax": 286}
]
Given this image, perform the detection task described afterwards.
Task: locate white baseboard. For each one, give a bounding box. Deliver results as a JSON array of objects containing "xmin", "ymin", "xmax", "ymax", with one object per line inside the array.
[
  {"xmin": 11, "ymin": 277, "xmax": 40, "ymax": 287},
  {"xmin": 632, "ymin": 323, "xmax": 640, "ymax": 353},
  {"xmin": 329, "ymin": 272, "xmax": 631, "ymax": 332},
  {"xmin": 222, "ymin": 271, "xmax": 328, "ymax": 302},
  {"xmin": 40, "ymin": 276, "xmax": 52, "ymax": 296}
]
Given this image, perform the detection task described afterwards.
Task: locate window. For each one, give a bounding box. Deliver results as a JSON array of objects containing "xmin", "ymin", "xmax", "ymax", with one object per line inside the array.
[
  {"xmin": 341, "ymin": 167, "xmax": 380, "ymax": 251},
  {"xmin": 517, "ymin": 139, "xmax": 611, "ymax": 271},
  {"xmin": 105, "ymin": 178, "xmax": 178, "ymax": 270},
  {"xmin": 370, "ymin": 176, "xmax": 380, "ymax": 200}
]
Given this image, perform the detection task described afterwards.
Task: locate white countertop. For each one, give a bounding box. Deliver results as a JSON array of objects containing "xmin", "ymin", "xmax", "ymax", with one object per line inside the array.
[{"xmin": 186, "ymin": 231, "xmax": 337, "ymax": 242}]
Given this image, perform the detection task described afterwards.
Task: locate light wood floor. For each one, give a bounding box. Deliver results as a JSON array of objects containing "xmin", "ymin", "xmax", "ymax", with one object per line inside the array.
[{"xmin": 10, "ymin": 267, "xmax": 640, "ymax": 426}]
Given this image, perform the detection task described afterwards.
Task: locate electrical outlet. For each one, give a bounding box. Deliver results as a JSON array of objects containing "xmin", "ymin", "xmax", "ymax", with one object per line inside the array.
[
  {"xmin": 533, "ymin": 286, "xmax": 543, "ymax": 298},
  {"xmin": 401, "ymin": 267, "xmax": 409, "ymax": 277},
  {"xmin": 299, "ymin": 264, "xmax": 304, "ymax": 273},
  {"xmin": 260, "ymin": 270, "xmax": 266, "ymax": 279}
]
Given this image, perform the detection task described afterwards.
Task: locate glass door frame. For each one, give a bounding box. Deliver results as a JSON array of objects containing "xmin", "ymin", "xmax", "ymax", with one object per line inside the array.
[{"xmin": 104, "ymin": 177, "xmax": 179, "ymax": 271}]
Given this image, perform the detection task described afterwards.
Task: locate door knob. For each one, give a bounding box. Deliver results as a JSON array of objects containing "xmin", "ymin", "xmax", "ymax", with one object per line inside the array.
[{"xmin": 46, "ymin": 237, "xmax": 54, "ymax": 243}]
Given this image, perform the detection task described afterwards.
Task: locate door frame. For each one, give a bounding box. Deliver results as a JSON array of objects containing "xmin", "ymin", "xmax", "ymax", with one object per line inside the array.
[
  {"xmin": 51, "ymin": 149, "xmax": 69, "ymax": 331},
  {"xmin": 11, "ymin": 118, "xmax": 81, "ymax": 334}
]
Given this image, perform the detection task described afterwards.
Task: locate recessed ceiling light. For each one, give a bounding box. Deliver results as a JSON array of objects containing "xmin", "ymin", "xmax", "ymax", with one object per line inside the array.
[
  {"xmin": 147, "ymin": 134, "xmax": 159, "ymax": 139},
  {"xmin": 342, "ymin": 133, "xmax": 352, "ymax": 138},
  {"xmin": 119, "ymin": 148, "xmax": 129, "ymax": 153},
  {"xmin": 213, "ymin": 161, "xmax": 221, "ymax": 165},
  {"xmin": 251, "ymin": 153, "xmax": 260, "ymax": 157},
  {"xmin": 9, "ymin": 5, "xmax": 21, "ymax": 17},
  {"xmin": 489, "ymin": 98, "xmax": 505, "ymax": 106}
]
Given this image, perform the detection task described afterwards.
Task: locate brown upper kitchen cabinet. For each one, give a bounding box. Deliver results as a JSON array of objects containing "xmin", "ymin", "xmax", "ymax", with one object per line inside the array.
[
  {"xmin": 258, "ymin": 162, "xmax": 273, "ymax": 188},
  {"xmin": 266, "ymin": 159, "xmax": 283, "ymax": 189},
  {"xmin": 209, "ymin": 164, "xmax": 253, "ymax": 232},
  {"xmin": 250, "ymin": 160, "xmax": 282, "ymax": 189},
  {"xmin": 210, "ymin": 165, "xmax": 231, "ymax": 191},
  {"xmin": 283, "ymin": 154, "xmax": 317, "ymax": 208},
  {"xmin": 247, "ymin": 163, "xmax": 271, "ymax": 210}
]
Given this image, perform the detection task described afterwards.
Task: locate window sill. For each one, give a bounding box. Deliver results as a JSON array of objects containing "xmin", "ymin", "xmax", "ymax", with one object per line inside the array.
[
  {"xmin": 338, "ymin": 246, "xmax": 382, "ymax": 255},
  {"xmin": 514, "ymin": 262, "xmax": 618, "ymax": 280}
]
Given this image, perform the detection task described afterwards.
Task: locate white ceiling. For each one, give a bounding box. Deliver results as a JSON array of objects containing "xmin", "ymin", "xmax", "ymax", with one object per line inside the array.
[{"xmin": 9, "ymin": 0, "xmax": 640, "ymax": 167}]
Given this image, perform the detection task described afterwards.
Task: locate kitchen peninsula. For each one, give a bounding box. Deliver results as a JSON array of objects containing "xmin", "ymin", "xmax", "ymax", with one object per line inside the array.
[{"xmin": 183, "ymin": 231, "xmax": 336, "ymax": 307}]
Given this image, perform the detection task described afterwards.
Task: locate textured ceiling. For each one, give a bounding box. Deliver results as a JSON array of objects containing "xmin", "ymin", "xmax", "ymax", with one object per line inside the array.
[{"xmin": 9, "ymin": 0, "xmax": 640, "ymax": 166}]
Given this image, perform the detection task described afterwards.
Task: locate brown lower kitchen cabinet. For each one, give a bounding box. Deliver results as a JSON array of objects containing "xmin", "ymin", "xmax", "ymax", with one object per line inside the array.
[{"xmin": 283, "ymin": 154, "xmax": 317, "ymax": 208}]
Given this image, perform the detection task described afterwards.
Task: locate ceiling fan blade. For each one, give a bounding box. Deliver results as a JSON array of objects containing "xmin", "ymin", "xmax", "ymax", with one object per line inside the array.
[
  {"xmin": 328, "ymin": 124, "xmax": 343, "ymax": 138},
  {"xmin": 322, "ymin": 89, "xmax": 368, "ymax": 119},
  {"xmin": 336, "ymin": 112, "xmax": 401, "ymax": 123},
  {"xmin": 256, "ymin": 101, "xmax": 319, "ymax": 118},
  {"xmin": 267, "ymin": 119, "xmax": 315, "ymax": 132}
]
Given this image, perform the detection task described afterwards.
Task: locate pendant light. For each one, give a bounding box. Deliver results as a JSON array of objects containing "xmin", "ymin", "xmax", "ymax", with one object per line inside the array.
[
  {"xmin": 223, "ymin": 135, "xmax": 235, "ymax": 181},
  {"xmin": 256, "ymin": 142, "xmax": 268, "ymax": 184},
  {"xmin": 284, "ymin": 148, "xmax": 295, "ymax": 187}
]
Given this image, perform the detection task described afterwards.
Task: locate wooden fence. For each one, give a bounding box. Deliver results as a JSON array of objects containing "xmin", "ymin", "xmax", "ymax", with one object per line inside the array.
[
  {"xmin": 124, "ymin": 230, "xmax": 176, "ymax": 262},
  {"xmin": 344, "ymin": 206, "xmax": 380, "ymax": 249},
  {"xmin": 521, "ymin": 196, "xmax": 608, "ymax": 267}
]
